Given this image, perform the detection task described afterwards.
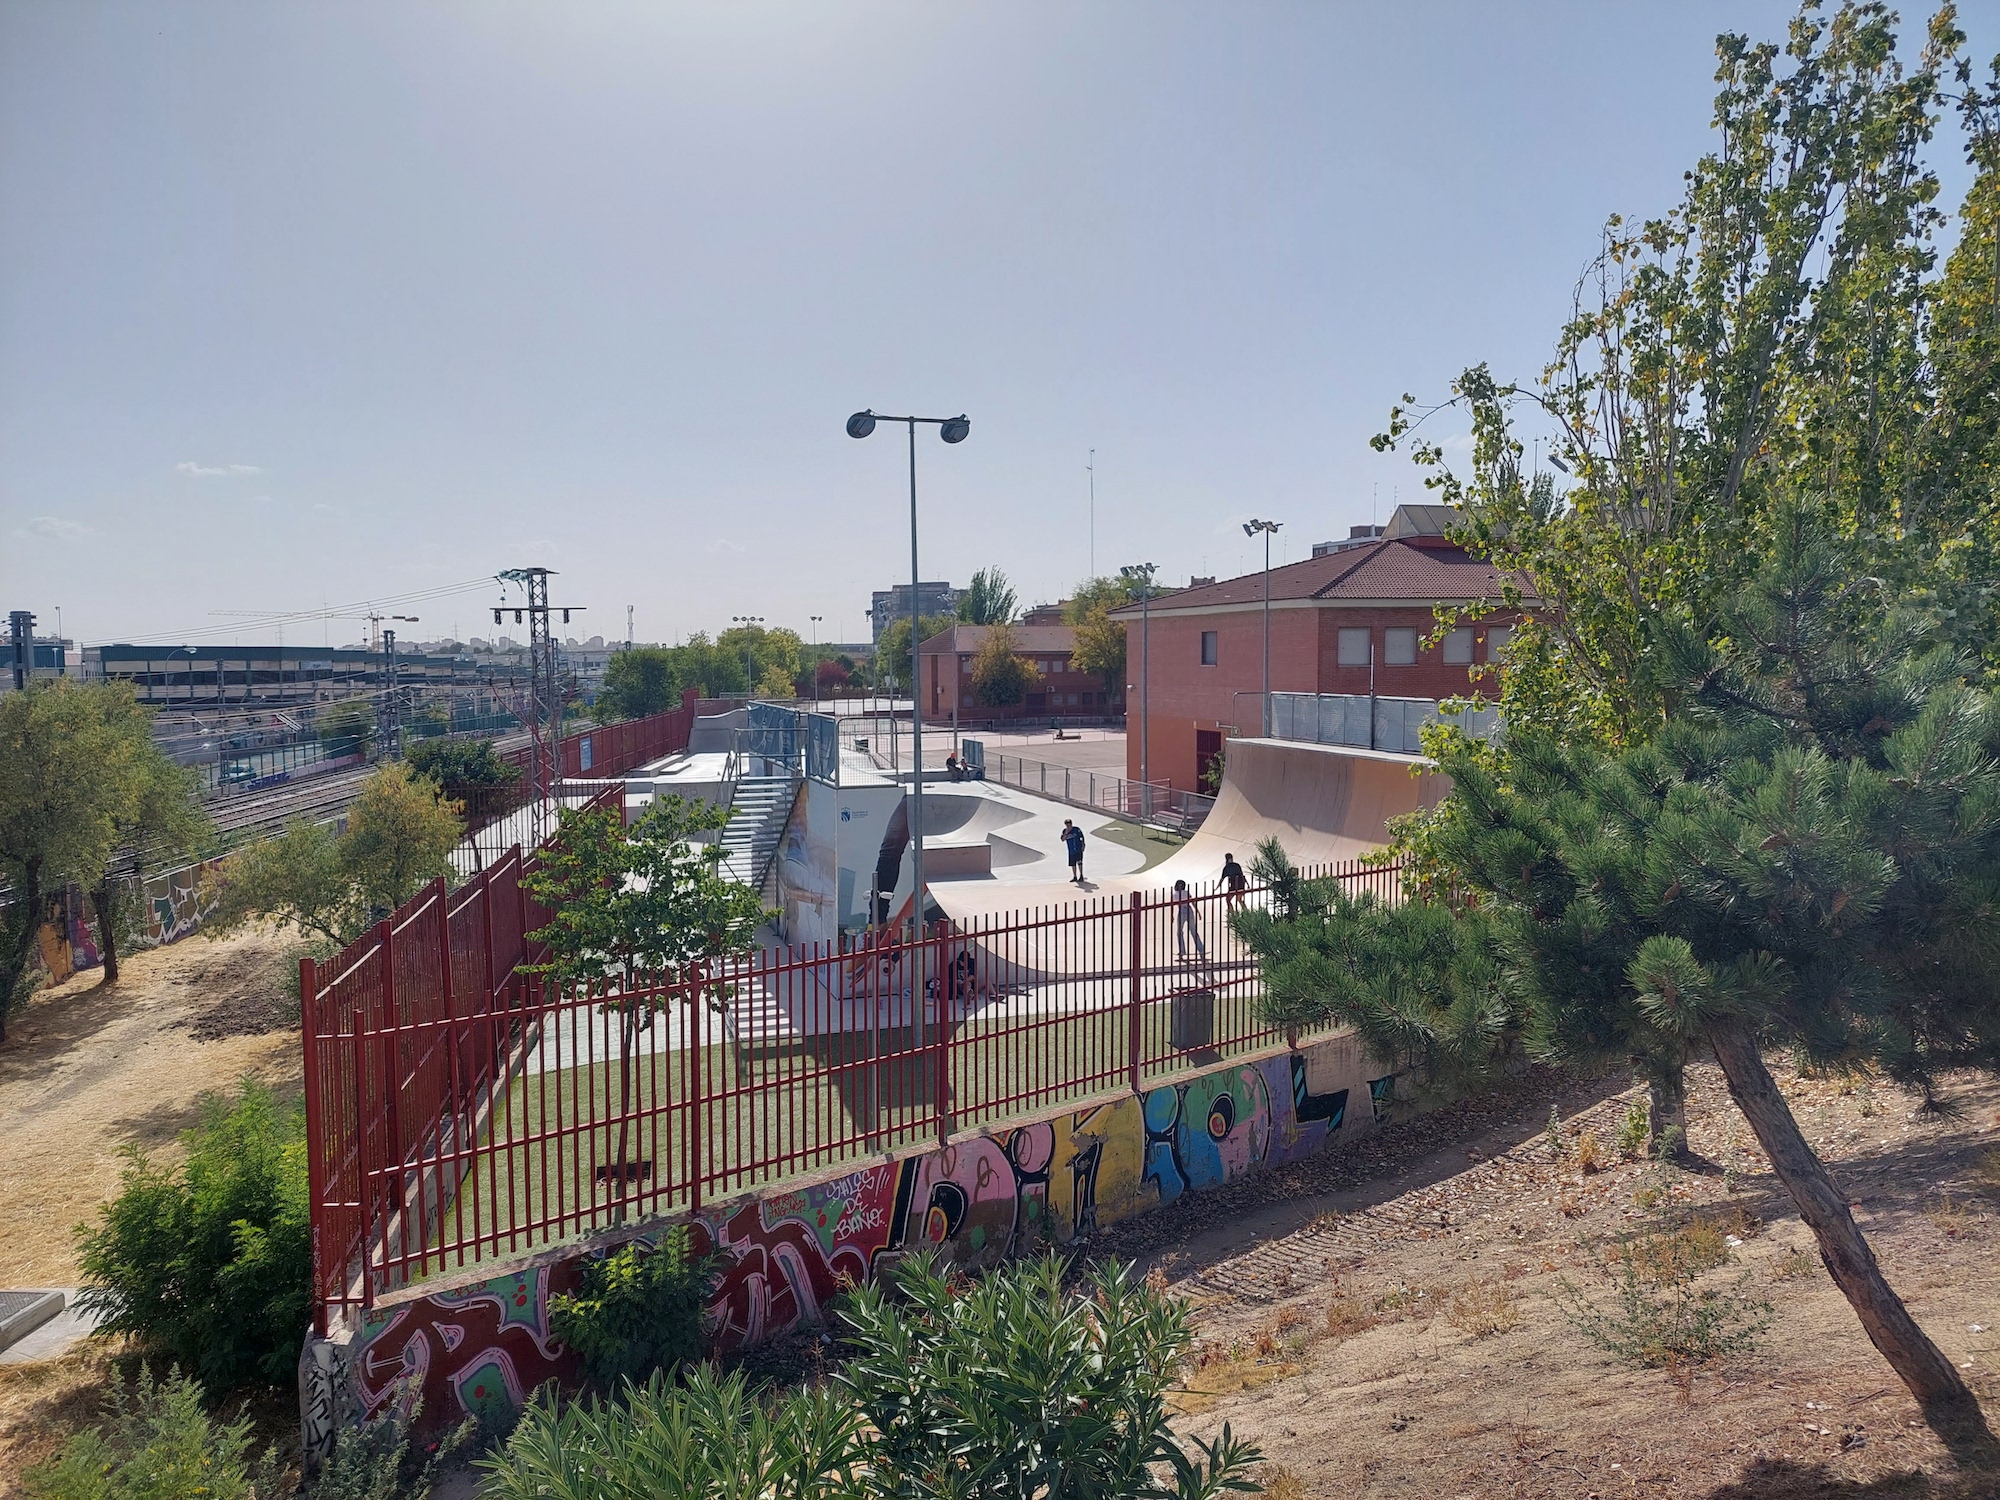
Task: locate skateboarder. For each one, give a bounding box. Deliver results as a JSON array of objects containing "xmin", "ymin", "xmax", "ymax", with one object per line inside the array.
[
  {"xmin": 1173, "ymin": 879, "xmax": 1206, "ymax": 959},
  {"xmin": 1060, "ymin": 819, "xmax": 1086, "ymax": 884},
  {"xmin": 1220, "ymin": 852, "xmax": 1248, "ymax": 907}
]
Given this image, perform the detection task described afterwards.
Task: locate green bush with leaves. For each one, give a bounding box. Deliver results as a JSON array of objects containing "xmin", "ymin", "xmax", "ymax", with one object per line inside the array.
[
  {"xmin": 482, "ymin": 1255, "xmax": 1261, "ymax": 1499},
  {"xmin": 306, "ymin": 1394, "xmax": 478, "ymax": 1500},
  {"xmin": 22, "ymin": 1365, "xmax": 282, "ymax": 1500},
  {"xmin": 76, "ymin": 1080, "xmax": 310, "ymax": 1391},
  {"xmin": 548, "ymin": 1229, "xmax": 719, "ymax": 1392},
  {"xmin": 1554, "ymin": 1224, "xmax": 1773, "ymax": 1398}
]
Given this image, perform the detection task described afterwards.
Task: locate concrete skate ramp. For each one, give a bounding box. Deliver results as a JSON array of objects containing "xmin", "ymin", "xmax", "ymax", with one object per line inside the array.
[
  {"xmin": 912, "ymin": 792, "xmax": 1034, "ymax": 841},
  {"xmin": 1150, "ymin": 738, "xmax": 1446, "ymax": 887},
  {"xmin": 686, "ymin": 708, "xmax": 748, "ymax": 754},
  {"xmin": 927, "ymin": 738, "xmax": 1445, "ymax": 924}
]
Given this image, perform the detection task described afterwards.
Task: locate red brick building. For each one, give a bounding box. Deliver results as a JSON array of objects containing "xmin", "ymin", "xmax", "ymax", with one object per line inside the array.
[
  {"xmin": 1108, "ymin": 506, "xmax": 1524, "ymax": 791},
  {"xmin": 916, "ymin": 623, "xmax": 1122, "ymax": 726}
]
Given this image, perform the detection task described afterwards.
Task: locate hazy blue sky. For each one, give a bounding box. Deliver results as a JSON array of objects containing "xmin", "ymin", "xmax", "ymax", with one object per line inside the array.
[{"xmin": 2, "ymin": 2, "xmax": 1973, "ymax": 650}]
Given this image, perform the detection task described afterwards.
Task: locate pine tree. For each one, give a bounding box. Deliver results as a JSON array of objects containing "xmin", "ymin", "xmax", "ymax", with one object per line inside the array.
[{"xmin": 1239, "ymin": 515, "xmax": 2000, "ymax": 1450}]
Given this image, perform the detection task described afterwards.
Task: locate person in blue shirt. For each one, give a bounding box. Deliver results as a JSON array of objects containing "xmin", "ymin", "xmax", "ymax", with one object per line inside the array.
[{"xmin": 1060, "ymin": 820, "xmax": 1086, "ymax": 884}]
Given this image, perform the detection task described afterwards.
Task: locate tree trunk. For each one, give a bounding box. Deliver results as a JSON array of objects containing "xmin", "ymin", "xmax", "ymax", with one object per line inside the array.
[
  {"xmin": 0, "ymin": 858, "xmax": 45, "ymax": 1047},
  {"xmin": 1646, "ymin": 1058, "xmax": 1688, "ymax": 1159},
  {"xmin": 91, "ymin": 879, "xmax": 121, "ymax": 985},
  {"xmin": 1708, "ymin": 1023, "xmax": 1991, "ymax": 1453}
]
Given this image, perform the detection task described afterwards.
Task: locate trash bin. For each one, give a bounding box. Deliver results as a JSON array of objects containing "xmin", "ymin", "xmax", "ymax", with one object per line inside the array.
[{"xmin": 1170, "ymin": 989, "xmax": 1215, "ymax": 1051}]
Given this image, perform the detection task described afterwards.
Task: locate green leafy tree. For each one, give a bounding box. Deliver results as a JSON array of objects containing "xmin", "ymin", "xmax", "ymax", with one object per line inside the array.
[
  {"xmin": 872, "ymin": 614, "xmax": 953, "ymax": 694},
  {"xmin": 0, "ymin": 681, "xmax": 176, "ymax": 1039},
  {"xmin": 75, "ymin": 1080, "xmax": 311, "ymax": 1391},
  {"xmin": 90, "ymin": 744, "xmax": 210, "ymax": 985},
  {"xmin": 755, "ymin": 662, "xmax": 798, "ymax": 699},
  {"xmin": 316, "ymin": 699, "xmax": 377, "ymax": 760},
  {"xmin": 404, "ymin": 737, "xmax": 520, "ymax": 815},
  {"xmin": 1238, "ymin": 520, "xmax": 2000, "ymax": 1451},
  {"xmin": 597, "ymin": 647, "xmax": 689, "ymax": 720},
  {"xmin": 479, "ymin": 1255, "xmax": 1261, "ymax": 1499},
  {"xmin": 956, "ymin": 566, "xmax": 1019, "ymax": 625},
  {"xmin": 522, "ymin": 797, "xmax": 764, "ymax": 1189},
  {"xmin": 1375, "ymin": 3, "xmax": 2000, "ymax": 1141},
  {"xmin": 1067, "ymin": 576, "xmax": 1137, "ymax": 702},
  {"xmin": 969, "ymin": 624, "xmax": 1036, "ymax": 708},
  {"xmin": 1374, "ymin": 4, "xmax": 1982, "ymax": 747},
  {"xmin": 331, "ymin": 761, "xmax": 462, "ymax": 914},
  {"xmin": 206, "ymin": 763, "xmax": 463, "ymax": 952}
]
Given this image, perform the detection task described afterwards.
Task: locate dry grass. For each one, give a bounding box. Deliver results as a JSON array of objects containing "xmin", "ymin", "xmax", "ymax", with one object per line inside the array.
[
  {"xmin": 1575, "ymin": 1128, "xmax": 1606, "ymax": 1174},
  {"xmin": 1323, "ymin": 1284, "xmax": 1381, "ymax": 1340},
  {"xmin": 1975, "ymin": 1147, "xmax": 2000, "ymax": 1192},
  {"xmin": 1443, "ymin": 1276, "xmax": 1521, "ymax": 1339},
  {"xmin": 1928, "ymin": 1191, "xmax": 1973, "ymax": 1239},
  {"xmin": 1256, "ymin": 1465, "xmax": 1308, "ymax": 1500},
  {"xmin": 1771, "ymin": 1245, "xmax": 1820, "ymax": 1282}
]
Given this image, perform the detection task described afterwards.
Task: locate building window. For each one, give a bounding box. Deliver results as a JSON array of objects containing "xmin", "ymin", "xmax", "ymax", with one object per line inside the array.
[
  {"xmin": 1383, "ymin": 628, "xmax": 1418, "ymax": 666},
  {"xmin": 1338, "ymin": 627, "xmax": 1371, "ymax": 667},
  {"xmin": 1200, "ymin": 631, "xmax": 1219, "ymax": 665},
  {"xmin": 1485, "ymin": 626, "xmax": 1513, "ymax": 660},
  {"xmin": 1442, "ymin": 628, "xmax": 1473, "ymax": 665}
]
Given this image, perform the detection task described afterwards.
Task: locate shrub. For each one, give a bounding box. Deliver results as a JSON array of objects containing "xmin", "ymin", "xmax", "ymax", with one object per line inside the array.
[
  {"xmin": 306, "ymin": 1394, "xmax": 478, "ymax": 1500},
  {"xmin": 483, "ymin": 1255, "xmax": 1261, "ymax": 1499},
  {"xmin": 76, "ymin": 1080, "xmax": 310, "ymax": 1390},
  {"xmin": 1555, "ymin": 1227, "xmax": 1772, "ymax": 1398},
  {"xmin": 1614, "ymin": 1099, "xmax": 1650, "ymax": 1160},
  {"xmin": 547, "ymin": 1229, "xmax": 718, "ymax": 1392},
  {"xmin": 22, "ymin": 1365, "xmax": 282, "ymax": 1500}
]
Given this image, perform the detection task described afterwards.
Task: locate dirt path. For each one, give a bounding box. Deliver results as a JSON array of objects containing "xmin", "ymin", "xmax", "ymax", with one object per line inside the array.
[
  {"xmin": 0, "ymin": 927, "xmax": 304, "ymax": 1289},
  {"xmin": 1086, "ymin": 1061, "xmax": 2000, "ymax": 1498}
]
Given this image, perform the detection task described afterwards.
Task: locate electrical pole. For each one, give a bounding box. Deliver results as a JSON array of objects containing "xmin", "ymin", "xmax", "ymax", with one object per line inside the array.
[
  {"xmin": 380, "ymin": 630, "xmax": 399, "ymax": 759},
  {"xmin": 497, "ymin": 568, "xmax": 585, "ymax": 843}
]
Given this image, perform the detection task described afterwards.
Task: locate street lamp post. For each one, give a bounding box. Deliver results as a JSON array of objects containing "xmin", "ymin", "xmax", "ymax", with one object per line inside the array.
[
  {"xmin": 847, "ymin": 408, "xmax": 969, "ymax": 1083},
  {"xmin": 1243, "ymin": 520, "xmax": 1282, "ymax": 737},
  {"xmin": 1118, "ymin": 563, "xmax": 1158, "ymax": 813},
  {"xmin": 809, "ymin": 615, "xmax": 823, "ymax": 707},
  {"xmin": 731, "ymin": 616, "xmax": 765, "ymax": 698}
]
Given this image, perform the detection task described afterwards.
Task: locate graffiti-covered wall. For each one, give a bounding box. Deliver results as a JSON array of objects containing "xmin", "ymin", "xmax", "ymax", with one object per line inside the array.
[{"xmin": 323, "ymin": 1031, "xmax": 1393, "ymax": 1439}]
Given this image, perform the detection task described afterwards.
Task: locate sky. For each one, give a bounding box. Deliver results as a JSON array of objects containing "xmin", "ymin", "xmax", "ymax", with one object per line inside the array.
[{"xmin": 1, "ymin": 2, "xmax": 1980, "ymax": 652}]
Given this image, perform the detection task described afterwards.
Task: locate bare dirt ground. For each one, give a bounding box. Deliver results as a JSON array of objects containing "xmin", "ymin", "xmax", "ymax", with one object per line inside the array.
[
  {"xmin": 1083, "ymin": 1061, "xmax": 2000, "ymax": 1499},
  {"xmin": 0, "ymin": 925, "xmax": 303, "ymax": 1491}
]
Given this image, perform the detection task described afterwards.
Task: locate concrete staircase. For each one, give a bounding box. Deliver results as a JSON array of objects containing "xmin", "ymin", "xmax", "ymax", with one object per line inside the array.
[{"xmin": 718, "ymin": 775, "xmax": 795, "ymax": 889}]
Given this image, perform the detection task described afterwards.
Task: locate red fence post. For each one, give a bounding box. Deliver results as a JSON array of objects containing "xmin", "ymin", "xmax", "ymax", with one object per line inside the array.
[
  {"xmin": 932, "ymin": 921, "xmax": 951, "ymax": 1147},
  {"xmin": 1127, "ymin": 893, "xmax": 1143, "ymax": 1096},
  {"xmin": 375, "ymin": 919, "xmax": 401, "ymax": 1289},
  {"xmin": 689, "ymin": 971, "xmax": 703, "ymax": 1216},
  {"xmin": 300, "ymin": 955, "xmax": 326, "ymax": 1334}
]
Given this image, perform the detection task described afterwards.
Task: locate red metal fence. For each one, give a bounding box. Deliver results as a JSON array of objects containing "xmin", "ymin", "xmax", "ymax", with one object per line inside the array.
[
  {"xmin": 302, "ymin": 815, "xmax": 1401, "ymax": 1327},
  {"xmin": 500, "ymin": 689, "xmax": 701, "ymax": 785}
]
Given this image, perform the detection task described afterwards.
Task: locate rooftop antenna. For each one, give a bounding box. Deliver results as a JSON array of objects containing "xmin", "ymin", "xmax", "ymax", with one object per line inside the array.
[{"xmin": 1087, "ymin": 449, "xmax": 1096, "ymax": 579}]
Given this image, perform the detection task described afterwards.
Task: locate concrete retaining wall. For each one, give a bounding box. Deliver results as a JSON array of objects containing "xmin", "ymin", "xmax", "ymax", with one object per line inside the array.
[{"xmin": 302, "ymin": 1030, "xmax": 1396, "ymax": 1456}]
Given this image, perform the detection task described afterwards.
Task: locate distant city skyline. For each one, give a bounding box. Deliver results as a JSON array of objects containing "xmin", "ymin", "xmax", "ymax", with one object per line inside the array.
[{"xmin": 2, "ymin": 3, "xmax": 1980, "ymax": 649}]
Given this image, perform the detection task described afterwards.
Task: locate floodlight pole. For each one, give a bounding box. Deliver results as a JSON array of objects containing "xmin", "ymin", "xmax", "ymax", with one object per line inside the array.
[
  {"xmin": 1244, "ymin": 519, "xmax": 1282, "ymax": 737},
  {"xmin": 846, "ymin": 409, "xmax": 969, "ymax": 1050}
]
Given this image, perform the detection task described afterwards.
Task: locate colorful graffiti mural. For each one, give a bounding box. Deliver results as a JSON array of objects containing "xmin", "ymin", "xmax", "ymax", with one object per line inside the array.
[{"xmin": 331, "ymin": 1032, "xmax": 1395, "ymax": 1436}]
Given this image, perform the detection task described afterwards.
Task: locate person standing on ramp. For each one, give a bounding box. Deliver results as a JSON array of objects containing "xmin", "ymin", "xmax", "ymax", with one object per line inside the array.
[{"xmin": 1060, "ymin": 819, "xmax": 1086, "ymax": 884}]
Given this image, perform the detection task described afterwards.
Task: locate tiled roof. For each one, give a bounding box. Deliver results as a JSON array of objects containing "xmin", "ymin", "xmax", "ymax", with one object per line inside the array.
[
  {"xmin": 916, "ymin": 623, "xmax": 1077, "ymax": 654},
  {"xmin": 1107, "ymin": 539, "xmax": 1524, "ymax": 615}
]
